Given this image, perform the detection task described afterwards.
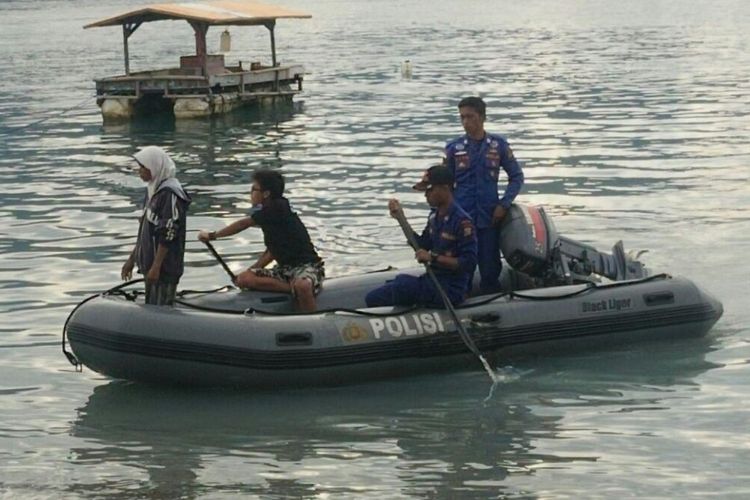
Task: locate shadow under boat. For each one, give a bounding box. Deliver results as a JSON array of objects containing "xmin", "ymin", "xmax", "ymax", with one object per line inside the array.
[{"xmin": 66, "ymin": 335, "xmax": 721, "ymax": 498}]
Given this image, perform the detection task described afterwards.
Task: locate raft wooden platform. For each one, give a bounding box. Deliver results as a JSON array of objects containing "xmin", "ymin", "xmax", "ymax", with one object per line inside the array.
[{"xmin": 84, "ymin": 1, "xmax": 311, "ymax": 120}]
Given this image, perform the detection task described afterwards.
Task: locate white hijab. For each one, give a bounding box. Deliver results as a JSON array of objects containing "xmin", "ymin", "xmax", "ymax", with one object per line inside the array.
[{"xmin": 133, "ymin": 146, "xmax": 186, "ymax": 201}]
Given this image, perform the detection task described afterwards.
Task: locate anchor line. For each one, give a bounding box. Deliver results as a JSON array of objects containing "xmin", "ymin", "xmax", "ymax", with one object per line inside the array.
[{"xmin": 10, "ymin": 95, "xmax": 94, "ymax": 132}]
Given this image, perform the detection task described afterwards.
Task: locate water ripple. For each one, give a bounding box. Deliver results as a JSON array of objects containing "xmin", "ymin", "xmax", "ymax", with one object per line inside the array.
[{"xmin": 0, "ymin": 0, "xmax": 749, "ymax": 497}]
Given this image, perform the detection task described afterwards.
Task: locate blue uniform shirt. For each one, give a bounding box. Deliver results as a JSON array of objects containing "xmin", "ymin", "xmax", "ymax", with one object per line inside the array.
[
  {"xmin": 414, "ymin": 201, "xmax": 478, "ymax": 292},
  {"xmin": 444, "ymin": 133, "xmax": 524, "ymax": 229}
]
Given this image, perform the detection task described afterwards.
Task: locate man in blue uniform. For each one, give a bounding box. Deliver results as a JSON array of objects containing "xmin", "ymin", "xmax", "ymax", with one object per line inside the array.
[
  {"xmin": 444, "ymin": 96, "xmax": 524, "ymax": 294},
  {"xmin": 365, "ymin": 166, "xmax": 477, "ymax": 308}
]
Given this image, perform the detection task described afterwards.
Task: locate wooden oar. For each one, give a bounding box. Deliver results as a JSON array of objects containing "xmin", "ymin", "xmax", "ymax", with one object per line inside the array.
[
  {"xmin": 202, "ymin": 240, "xmax": 237, "ymax": 283},
  {"xmin": 392, "ymin": 205, "xmax": 498, "ymax": 384}
]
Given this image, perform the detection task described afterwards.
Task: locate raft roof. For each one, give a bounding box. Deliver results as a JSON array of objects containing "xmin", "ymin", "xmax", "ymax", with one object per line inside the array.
[{"xmin": 84, "ymin": 1, "xmax": 311, "ymax": 29}]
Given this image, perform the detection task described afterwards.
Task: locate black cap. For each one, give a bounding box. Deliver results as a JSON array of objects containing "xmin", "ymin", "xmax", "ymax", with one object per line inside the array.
[{"xmin": 413, "ymin": 165, "xmax": 454, "ymax": 191}]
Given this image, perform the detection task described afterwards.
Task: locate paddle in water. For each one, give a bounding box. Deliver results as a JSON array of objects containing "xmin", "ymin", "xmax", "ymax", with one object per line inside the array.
[{"xmin": 391, "ymin": 204, "xmax": 500, "ymax": 385}]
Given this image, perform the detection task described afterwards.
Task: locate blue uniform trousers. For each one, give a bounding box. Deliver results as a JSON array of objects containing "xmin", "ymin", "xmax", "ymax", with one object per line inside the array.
[
  {"xmin": 365, "ymin": 273, "xmax": 466, "ymax": 308},
  {"xmin": 474, "ymin": 226, "xmax": 502, "ymax": 294}
]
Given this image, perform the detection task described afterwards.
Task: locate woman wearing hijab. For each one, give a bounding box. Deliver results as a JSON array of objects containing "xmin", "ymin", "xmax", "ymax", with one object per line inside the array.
[{"xmin": 121, "ymin": 146, "xmax": 191, "ymax": 305}]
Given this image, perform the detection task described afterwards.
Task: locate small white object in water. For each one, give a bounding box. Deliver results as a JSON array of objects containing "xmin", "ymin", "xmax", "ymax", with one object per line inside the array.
[{"xmin": 401, "ymin": 60, "xmax": 413, "ymax": 79}]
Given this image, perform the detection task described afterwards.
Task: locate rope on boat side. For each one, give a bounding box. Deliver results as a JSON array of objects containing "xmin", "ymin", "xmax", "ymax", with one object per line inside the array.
[
  {"xmin": 507, "ymin": 273, "xmax": 670, "ymax": 302},
  {"xmin": 155, "ymin": 273, "xmax": 672, "ymax": 317},
  {"xmin": 61, "ymin": 273, "xmax": 673, "ymax": 364},
  {"xmin": 61, "ymin": 279, "xmax": 144, "ymax": 369},
  {"xmin": 172, "ymin": 298, "xmax": 420, "ymax": 318},
  {"xmin": 177, "ymin": 285, "xmax": 235, "ymax": 297},
  {"xmin": 173, "ymin": 299, "xmax": 248, "ymax": 315}
]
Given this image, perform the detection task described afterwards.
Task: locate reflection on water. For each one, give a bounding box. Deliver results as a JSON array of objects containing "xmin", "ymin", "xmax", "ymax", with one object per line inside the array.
[
  {"xmin": 100, "ymin": 101, "xmax": 301, "ymax": 139},
  {"xmin": 0, "ymin": 0, "xmax": 748, "ymax": 496},
  {"xmin": 68, "ymin": 338, "xmax": 719, "ymax": 498}
]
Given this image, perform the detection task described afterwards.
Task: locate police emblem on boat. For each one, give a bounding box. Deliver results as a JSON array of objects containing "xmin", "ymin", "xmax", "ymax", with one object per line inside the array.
[{"xmin": 336, "ymin": 312, "xmax": 447, "ymax": 343}]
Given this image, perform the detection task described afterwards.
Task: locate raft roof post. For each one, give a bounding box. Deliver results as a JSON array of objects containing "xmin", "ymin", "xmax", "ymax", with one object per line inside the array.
[
  {"xmin": 264, "ymin": 20, "xmax": 277, "ymax": 67},
  {"xmin": 122, "ymin": 21, "xmax": 141, "ymax": 75},
  {"xmin": 188, "ymin": 21, "xmax": 209, "ymax": 76},
  {"xmin": 264, "ymin": 20, "xmax": 278, "ymax": 91}
]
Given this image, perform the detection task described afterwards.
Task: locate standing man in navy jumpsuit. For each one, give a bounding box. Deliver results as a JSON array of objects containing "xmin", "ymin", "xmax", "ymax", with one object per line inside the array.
[{"xmin": 444, "ymin": 96, "xmax": 524, "ymax": 294}]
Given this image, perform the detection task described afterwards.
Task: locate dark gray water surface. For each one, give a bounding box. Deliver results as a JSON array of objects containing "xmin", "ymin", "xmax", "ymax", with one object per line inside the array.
[{"xmin": 1, "ymin": 0, "xmax": 748, "ymax": 497}]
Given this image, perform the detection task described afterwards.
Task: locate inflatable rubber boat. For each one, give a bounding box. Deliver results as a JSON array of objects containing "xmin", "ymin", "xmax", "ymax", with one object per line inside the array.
[{"xmin": 63, "ymin": 205, "xmax": 723, "ymax": 388}]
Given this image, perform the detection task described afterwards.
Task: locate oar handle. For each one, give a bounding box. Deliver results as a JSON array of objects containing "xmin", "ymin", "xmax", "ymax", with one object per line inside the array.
[
  {"xmin": 392, "ymin": 206, "xmax": 421, "ymax": 251},
  {"xmin": 392, "ymin": 206, "xmax": 483, "ymax": 358},
  {"xmin": 203, "ymin": 240, "xmax": 237, "ymax": 283}
]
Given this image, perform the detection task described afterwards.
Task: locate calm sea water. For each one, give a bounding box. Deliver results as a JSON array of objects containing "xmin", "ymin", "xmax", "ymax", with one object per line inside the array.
[{"xmin": 1, "ymin": 0, "xmax": 749, "ymax": 498}]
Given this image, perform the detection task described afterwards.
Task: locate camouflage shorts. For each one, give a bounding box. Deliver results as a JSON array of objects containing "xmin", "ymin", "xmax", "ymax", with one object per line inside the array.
[{"xmin": 254, "ymin": 261, "xmax": 325, "ymax": 296}]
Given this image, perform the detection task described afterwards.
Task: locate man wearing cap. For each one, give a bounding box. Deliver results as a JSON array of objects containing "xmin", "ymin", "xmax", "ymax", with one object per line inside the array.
[
  {"xmin": 365, "ymin": 166, "xmax": 478, "ymax": 308},
  {"xmin": 444, "ymin": 96, "xmax": 524, "ymax": 293}
]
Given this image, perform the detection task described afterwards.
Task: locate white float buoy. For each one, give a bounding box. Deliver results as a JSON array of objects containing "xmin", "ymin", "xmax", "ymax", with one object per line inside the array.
[
  {"xmin": 220, "ymin": 29, "xmax": 231, "ymax": 53},
  {"xmin": 400, "ymin": 59, "xmax": 413, "ymax": 79}
]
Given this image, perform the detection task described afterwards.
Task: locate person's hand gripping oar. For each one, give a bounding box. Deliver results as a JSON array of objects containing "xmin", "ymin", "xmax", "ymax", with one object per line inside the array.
[
  {"xmin": 198, "ymin": 231, "xmax": 237, "ymax": 284},
  {"xmin": 390, "ymin": 202, "xmax": 499, "ymax": 385}
]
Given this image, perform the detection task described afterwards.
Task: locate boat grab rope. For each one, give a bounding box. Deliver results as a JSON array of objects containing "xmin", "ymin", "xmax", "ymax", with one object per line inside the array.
[
  {"xmin": 233, "ymin": 273, "xmax": 671, "ymax": 316},
  {"xmin": 172, "ymin": 282, "xmax": 592, "ymax": 316},
  {"xmin": 114, "ymin": 273, "xmax": 672, "ymax": 319},
  {"xmin": 61, "ymin": 273, "xmax": 674, "ymax": 369},
  {"xmin": 172, "ymin": 298, "xmax": 421, "ymax": 318},
  {"xmin": 60, "ymin": 273, "xmax": 673, "ymax": 369},
  {"xmin": 508, "ymin": 273, "xmax": 671, "ymax": 301},
  {"xmin": 73, "ymin": 280, "xmax": 422, "ymax": 318},
  {"xmin": 65, "ymin": 272, "xmax": 672, "ymax": 330},
  {"xmin": 61, "ymin": 278, "xmax": 144, "ymax": 369},
  {"xmin": 177, "ymin": 285, "xmax": 235, "ymax": 297},
  {"xmin": 172, "ymin": 299, "xmax": 250, "ymax": 315},
  {"xmin": 459, "ymin": 272, "xmax": 669, "ymax": 307}
]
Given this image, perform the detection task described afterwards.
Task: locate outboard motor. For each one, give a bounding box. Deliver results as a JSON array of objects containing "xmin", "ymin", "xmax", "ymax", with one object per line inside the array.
[
  {"xmin": 499, "ymin": 204, "xmax": 559, "ymax": 277},
  {"xmin": 500, "ymin": 204, "xmax": 648, "ymax": 284}
]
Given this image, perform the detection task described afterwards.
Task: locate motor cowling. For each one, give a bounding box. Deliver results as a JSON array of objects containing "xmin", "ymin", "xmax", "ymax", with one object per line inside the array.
[
  {"xmin": 499, "ymin": 203, "xmax": 648, "ymax": 283},
  {"xmin": 499, "ymin": 204, "xmax": 558, "ymax": 278}
]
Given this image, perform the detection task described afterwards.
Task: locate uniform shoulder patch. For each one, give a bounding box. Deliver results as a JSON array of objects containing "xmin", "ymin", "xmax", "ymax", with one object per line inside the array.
[
  {"xmin": 446, "ymin": 136, "xmax": 461, "ymax": 147},
  {"xmin": 506, "ymin": 145, "xmax": 515, "ymax": 161},
  {"xmin": 460, "ymin": 219, "xmax": 474, "ymax": 237}
]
